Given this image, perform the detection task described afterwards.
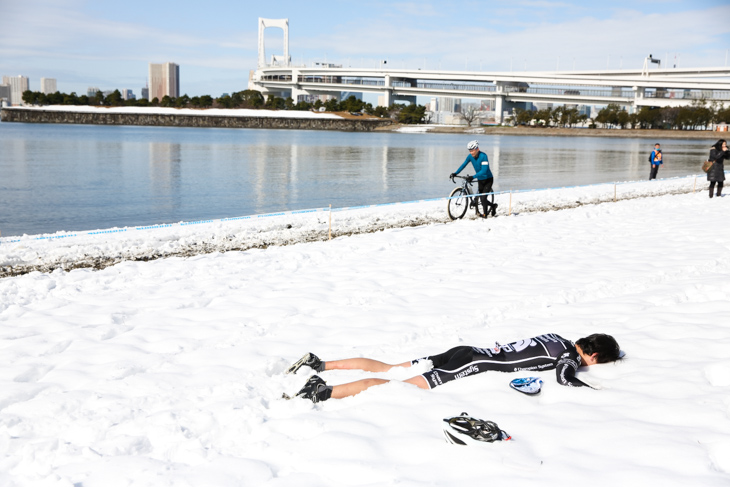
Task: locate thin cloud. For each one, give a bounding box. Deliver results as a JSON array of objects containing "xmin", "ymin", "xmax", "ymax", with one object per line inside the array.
[
  {"xmin": 1, "ymin": 2, "xmax": 249, "ymax": 58},
  {"xmin": 390, "ymin": 2, "xmax": 441, "ymax": 16},
  {"xmin": 294, "ymin": 5, "xmax": 730, "ymax": 71},
  {"xmin": 514, "ymin": 0, "xmax": 573, "ymax": 7}
]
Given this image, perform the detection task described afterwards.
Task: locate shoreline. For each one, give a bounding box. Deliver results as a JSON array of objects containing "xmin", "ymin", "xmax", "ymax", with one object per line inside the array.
[
  {"xmin": 0, "ymin": 176, "xmax": 707, "ymax": 278},
  {"xmin": 0, "ymin": 106, "xmax": 391, "ymax": 131},
  {"xmin": 380, "ymin": 124, "xmax": 723, "ymax": 140},
  {"xmin": 1, "ymin": 106, "xmax": 724, "ymax": 138}
]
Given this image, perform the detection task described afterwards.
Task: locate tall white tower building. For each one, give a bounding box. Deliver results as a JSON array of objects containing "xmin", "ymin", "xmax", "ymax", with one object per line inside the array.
[
  {"xmin": 40, "ymin": 78, "xmax": 57, "ymax": 94},
  {"xmin": 2, "ymin": 75, "xmax": 29, "ymax": 105},
  {"xmin": 148, "ymin": 62, "xmax": 179, "ymax": 100}
]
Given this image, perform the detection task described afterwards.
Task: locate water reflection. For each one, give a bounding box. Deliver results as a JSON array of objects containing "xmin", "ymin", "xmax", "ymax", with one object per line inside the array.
[
  {"xmin": 491, "ymin": 141, "xmax": 500, "ymax": 182},
  {"xmin": 381, "ymin": 145, "xmax": 388, "ymax": 191},
  {"xmin": 149, "ymin": 142, "xmax": 182, "ymax": 214},
  {"xmin": 626, "ymin": 140, "xmax": 643, "ymax": 178},
  {"xmin": 0, "ymin": 122, "xmax": 715, "ymax": 236}
]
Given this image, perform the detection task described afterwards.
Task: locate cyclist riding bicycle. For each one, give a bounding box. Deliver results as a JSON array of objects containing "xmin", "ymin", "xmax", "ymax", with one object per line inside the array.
[{"xmin": 450, "ymin": 140, "xmax": 497, "ymax": 218}]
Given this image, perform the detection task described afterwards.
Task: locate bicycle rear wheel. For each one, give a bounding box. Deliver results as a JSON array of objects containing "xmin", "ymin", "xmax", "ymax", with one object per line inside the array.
[{"xmin": 448, "ymin": 188, "xmax": 469, "ymax": 220}]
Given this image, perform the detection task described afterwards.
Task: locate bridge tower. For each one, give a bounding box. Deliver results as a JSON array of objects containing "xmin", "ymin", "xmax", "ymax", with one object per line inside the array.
[{"xmin": 258, "ymin": 18, "xmax": 289, "ymax": 68}]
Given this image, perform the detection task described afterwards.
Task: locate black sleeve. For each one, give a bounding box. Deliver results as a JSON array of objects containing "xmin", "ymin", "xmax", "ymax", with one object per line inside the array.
[
  {"xmin": 555, "ymin": 350, "xmax": 588, "ymax": 387},
  {"xmin": 710, "ymin": 149, "xmax": 730, "ymax": 162}
]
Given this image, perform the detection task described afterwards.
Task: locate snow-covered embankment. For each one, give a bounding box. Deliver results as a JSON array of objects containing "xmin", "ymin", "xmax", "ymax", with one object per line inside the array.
[{"xmin": 0, "ymin": 175, "xmax": 707, "ymax": 277}]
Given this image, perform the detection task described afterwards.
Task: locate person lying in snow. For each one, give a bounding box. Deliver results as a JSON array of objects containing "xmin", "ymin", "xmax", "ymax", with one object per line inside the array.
[{"xmin": 286, "ymin": 333, "xmax": 621, "ymax": 403}]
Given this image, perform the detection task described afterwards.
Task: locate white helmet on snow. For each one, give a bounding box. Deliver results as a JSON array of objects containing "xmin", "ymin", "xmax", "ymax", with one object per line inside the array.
[{"xmin": 466, "ymin": 140, "xmax": 479, "ymax": 150}]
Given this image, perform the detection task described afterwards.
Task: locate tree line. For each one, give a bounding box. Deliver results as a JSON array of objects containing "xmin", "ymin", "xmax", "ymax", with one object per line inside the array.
[
  {"xmin": 513, "ymin": 106, "xmax": 589, "ymax": 128},
  {"xmin": 593, "ymin": 101, "xmax": 730, "ymax": 130},
  {"xmin": 22, "ymin": 89, "xmax": 214, "ymax": 109},
  {"xmin": 20, "ymin": 89, "xmax": 427, "ymax": 124},
  {"xmin": 513, "ymin": 100, "xmax": 730, "ymax": 130}
]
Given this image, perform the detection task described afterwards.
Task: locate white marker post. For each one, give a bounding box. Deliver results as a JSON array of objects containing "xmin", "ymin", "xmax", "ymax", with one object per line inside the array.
[{"xmin": 329, "ymin": 205, "xmax": 332, "ymax": 241}]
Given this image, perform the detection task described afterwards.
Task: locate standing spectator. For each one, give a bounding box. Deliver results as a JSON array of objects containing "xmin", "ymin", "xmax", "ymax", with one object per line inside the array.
[
  {"xmin": 649, "ymin": 143, "xmax": 663, "ymax": 180},
  {"xmin": 708, "ymin": 139, "xmax": 729, "ymax": 198}
]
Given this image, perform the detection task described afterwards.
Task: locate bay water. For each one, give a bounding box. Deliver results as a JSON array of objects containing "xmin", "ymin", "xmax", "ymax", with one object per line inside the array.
[{"xmin": 0, "ymin": 121, "xmax": 713, "ymax": 237}]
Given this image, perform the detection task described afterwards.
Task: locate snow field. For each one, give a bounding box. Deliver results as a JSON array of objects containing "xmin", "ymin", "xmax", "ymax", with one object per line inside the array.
[{"xmin": 1, "ymin": 188, "xmax": 730, "ymax": 486}]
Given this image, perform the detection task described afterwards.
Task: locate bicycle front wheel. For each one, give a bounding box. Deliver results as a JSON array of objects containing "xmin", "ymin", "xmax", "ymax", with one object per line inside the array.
[{"xmin": 448, "ymin": 188, "xmax": 469, "ymax": 220}]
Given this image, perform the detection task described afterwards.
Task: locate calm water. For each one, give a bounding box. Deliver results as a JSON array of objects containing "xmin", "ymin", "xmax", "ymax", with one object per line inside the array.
[{"xmin": 0, "ymin": 122, "xmax": 713, "ymax": 237}]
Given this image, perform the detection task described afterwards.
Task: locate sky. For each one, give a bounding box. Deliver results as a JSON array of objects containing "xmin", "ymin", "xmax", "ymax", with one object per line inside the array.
[{"xmin": 1, "ymin": 0, "xmax": 730, "ymax": 98}]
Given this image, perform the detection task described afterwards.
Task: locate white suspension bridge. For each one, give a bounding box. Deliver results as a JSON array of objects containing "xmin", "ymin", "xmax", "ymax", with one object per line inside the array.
[{"xmin": 249, "ymin": 18, "xmax": 730, "ymax": 123}]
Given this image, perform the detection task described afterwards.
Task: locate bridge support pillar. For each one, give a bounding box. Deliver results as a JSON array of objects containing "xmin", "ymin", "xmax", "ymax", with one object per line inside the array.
[
  {"xmin": 495, "ymin": 95, "xmax": 504, "ymax": 124},
  {"xmin": 291, "ymin": 87, "xmax": 310, "ymax": 102},
  {"xmin": 631, "ymin": 85, "xmax": 644, "ymax": 114},
  {"xmin": 290, "ymin": 69, "xmax": 310, "ymax": 102},
  {"xmin": 378, "ymin": 75, "xmax": 393, "ymax": 107}
]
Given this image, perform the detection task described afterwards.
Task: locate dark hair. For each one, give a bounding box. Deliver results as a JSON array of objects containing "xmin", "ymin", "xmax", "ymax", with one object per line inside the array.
[
  {"xmin": 655, "ymin": 143, "xmax": 660, "ymax": 146},
  {"xmin": 712, "ymin": 139, "xmax": 726, "ymax": 151},
  {"xmin": 575, "ymin": 334, "xmax": 621, "ymax": 363}
]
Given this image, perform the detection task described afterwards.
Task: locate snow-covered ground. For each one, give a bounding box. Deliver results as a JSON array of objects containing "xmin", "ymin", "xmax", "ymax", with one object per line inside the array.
[
  {"xmin": 2, "ymin": 179, "xmax": 730, "ymax": 486},
  {"xmin": 9, "ymin": 105, "xmax": 343, "ymax": 119}
]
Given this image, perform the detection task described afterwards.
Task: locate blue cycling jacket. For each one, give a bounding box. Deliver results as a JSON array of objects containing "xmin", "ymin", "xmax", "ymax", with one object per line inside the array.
[
  {"xmin": 650, "ymin": 150, "xmax": 663, "ymax": 165},
  {"xmin": 455, "ymin": 151, "xmax": 493, "ymax": 180}
]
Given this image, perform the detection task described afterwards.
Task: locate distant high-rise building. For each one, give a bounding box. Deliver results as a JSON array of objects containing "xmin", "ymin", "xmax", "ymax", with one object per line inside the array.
[
  {"xmin": 87, "ymin": 86, "xmax": 100, "ymax": 97},
  {"xmin": 148, "ymin": 62, "xmax": 179, "ymax": 100},
  {"xmin": 121, "ymin": 89, "xmax": 135, "ymax": 100},
  {"xmin": 439, "ymin": 97, "xmax": 460, "ymax": 113},
  {"xmin": 3, "ymin": 75, "xmax": 29, "ymax": 105},
  {"xmin": 40, "ymin": 78, "xmax": 57, "ymax": 94},
  {"xmin": 0, "ymin": 84, "xmax": 10, "ymax": 105},
  {"xmin": 141, "ymin": 86, "xmax": 149, "ymax": 100}
]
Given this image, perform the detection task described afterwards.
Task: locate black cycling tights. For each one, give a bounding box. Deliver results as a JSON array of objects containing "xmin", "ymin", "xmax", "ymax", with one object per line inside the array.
[{"xmin": 709, "ymin": 181, "xmax": 724, "ymax": 197}]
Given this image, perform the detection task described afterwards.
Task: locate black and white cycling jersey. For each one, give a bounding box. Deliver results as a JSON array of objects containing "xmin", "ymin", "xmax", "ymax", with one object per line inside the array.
[{"xmin": 413, "ymin": 333, "xmax": 587, "ymax": 389}]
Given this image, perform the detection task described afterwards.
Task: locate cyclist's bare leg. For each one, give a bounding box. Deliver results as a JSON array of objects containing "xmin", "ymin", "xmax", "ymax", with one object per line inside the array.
[
  {"xmin": 325, "ymin": 359, "xmax": 412, "ymax": 373},
  {"xmin": 330, "ymin": 374, "xmax": 429, "ymax": 399}
]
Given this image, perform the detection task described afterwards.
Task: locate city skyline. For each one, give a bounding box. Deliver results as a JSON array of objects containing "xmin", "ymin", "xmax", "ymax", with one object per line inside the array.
[{"xmin": 1, "ymin": 0, "xmax": 729, "ymax": 98}]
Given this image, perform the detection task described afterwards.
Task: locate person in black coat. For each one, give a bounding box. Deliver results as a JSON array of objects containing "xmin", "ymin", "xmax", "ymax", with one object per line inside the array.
[{"xmin": 708, "ymin": 139, "xmax": 729, "ymax": 198}]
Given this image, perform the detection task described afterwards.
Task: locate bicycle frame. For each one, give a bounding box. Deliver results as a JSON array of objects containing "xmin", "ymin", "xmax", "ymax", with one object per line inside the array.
[
  {"xmin": 456, "ymin": 175, "xmax": 480, "ymax": 202},
  {"xmin": 448, "ymin": 175, "xmax": 494, "ymax": 220}
]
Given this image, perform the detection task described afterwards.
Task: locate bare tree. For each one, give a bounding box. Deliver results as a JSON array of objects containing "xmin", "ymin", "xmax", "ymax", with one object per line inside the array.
[{"xmin": 458, "ymin": 106, "xmax": 478, "ymax": 127}]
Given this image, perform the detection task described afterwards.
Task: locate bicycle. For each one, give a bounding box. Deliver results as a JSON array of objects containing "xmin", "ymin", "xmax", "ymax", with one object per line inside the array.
[{"xmin": 448, "ymin": 175, "xmax": 494, "ymax": 221}]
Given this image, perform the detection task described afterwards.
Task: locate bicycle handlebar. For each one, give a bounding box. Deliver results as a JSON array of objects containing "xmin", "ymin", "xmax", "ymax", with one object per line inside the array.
[{"xmin": 450, "ymin": 174, "xmax": 474, "ymax": 183}]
